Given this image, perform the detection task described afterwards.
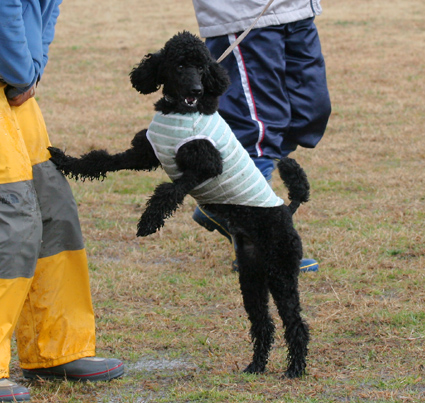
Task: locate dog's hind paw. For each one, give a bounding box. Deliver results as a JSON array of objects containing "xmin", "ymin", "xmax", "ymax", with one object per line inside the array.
[
  {"xmin": 283, "ymin": 365, "xmax": 306, "ymax": 379},
  {"xmin": 243, "ymin": 362, "xmax": 266, "ymax": 374}
]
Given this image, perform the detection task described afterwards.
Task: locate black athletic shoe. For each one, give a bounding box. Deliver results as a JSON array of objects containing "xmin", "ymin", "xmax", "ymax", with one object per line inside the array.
[{"xmin": 192, "ymin": 206, "xmax": 232, "ymax": 242}]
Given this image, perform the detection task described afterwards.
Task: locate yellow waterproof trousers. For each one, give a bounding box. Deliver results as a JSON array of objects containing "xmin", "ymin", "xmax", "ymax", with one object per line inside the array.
[{"xmin": 0, "ymin": 84, "xmax": 95, "ymax": 379}]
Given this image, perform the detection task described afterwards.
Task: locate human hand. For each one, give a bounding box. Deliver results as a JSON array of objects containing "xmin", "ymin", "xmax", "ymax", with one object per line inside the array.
[{"xmin": 7, "ymin": 86, "xmax": 35, "ymax": 107}]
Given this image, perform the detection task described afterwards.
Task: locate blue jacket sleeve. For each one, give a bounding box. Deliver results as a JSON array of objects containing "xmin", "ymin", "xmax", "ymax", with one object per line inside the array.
[
  {"xmin": 41, "ymin": 0, "xmax": 62, "ymax": 77},
  {"xmin": 0, "ymin": 0, "xmax": 38, "ymax": 96}
]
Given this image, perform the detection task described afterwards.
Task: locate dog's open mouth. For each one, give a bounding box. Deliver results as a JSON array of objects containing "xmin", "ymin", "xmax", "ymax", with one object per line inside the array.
[{"xmin": 184, "ymin": 97, "xmax": 198, "ymax": 107}]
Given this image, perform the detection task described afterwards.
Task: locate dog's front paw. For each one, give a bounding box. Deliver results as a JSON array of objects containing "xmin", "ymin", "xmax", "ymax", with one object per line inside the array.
[
  {"xmin": 47, "ymin": 146, "xmax": 83, "ymax": 180},
  {"xmin": 136, "ymin": 223, "xmax": 158, "ymax": 237},
  {"xmin": 48, "ymin": 146, "xmax": 69, "ymax": 167},
  {"xmin": 136, "ymin": 213, "xmax": 164, "ymax": 237}
]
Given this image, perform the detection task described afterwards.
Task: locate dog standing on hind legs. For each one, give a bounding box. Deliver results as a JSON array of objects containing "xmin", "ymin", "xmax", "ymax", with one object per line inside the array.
[{"xmin": 48, "ymin": 31, "xmax": 310, "ymax": 378}]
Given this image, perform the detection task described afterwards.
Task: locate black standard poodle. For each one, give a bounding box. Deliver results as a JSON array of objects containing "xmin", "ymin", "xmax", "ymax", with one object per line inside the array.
[{"xmin": 49, "ymin": 31, "xmax": 311, "ymax": 379}]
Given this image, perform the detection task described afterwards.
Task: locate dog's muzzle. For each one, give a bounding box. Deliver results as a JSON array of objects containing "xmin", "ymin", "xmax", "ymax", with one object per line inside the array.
[{"xmin": 184, "ymin": 97, "xmax": 198, "ymax": 107}]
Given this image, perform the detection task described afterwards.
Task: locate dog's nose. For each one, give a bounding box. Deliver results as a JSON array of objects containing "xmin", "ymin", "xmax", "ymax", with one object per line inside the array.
[{"xmin": 191, "ymin": 87, "xmax": 203, "ymax": 97}]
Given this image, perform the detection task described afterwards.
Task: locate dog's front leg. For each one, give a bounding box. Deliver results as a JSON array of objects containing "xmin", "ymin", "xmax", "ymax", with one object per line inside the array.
[
  {"xmin": 136, "ymin": 171, "xmax": 201, "ymax": 236},
  {"xmin": 137, "ymin": 139, "xmax": 222, "ymax": 236},
  {"xmin": 48, "ymin": 129, "xmax": 160, "ymax": 181}
]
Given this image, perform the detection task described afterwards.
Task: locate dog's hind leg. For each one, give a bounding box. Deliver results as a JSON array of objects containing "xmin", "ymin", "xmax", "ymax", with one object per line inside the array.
[
  {"xmin": 268, "ymin": 257, "xmax": 309, "ymax": 378},
  {"xmin": 236, "ymin": 235, "xmax": 275, "ymax": 374}
]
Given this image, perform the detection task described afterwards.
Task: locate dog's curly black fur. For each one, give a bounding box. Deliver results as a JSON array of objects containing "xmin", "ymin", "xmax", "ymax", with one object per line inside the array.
[{"xmin": 48, "ymin": 31, "xmax": 310, "ymax": 379}]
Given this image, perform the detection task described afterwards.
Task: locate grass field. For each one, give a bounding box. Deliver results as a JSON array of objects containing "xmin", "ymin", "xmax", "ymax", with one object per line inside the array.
[{"xmin": 10, "ymin": 0, "xmax": 425, "ymax": 401}]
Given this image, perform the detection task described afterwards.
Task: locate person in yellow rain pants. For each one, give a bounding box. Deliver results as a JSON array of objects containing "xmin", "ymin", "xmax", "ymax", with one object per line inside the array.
[{"xmin": 0, "ymin": 1, "xmax": 123, "ymax": 401}]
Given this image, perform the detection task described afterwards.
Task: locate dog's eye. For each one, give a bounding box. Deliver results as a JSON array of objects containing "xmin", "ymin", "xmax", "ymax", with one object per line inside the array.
[
  {"xmin": 197, "ymin": 67, "xmax": 204, "ymax": 74},
  {"xmin": 177, "ymin": 65, "xmax": 184, "ymax": 71}
]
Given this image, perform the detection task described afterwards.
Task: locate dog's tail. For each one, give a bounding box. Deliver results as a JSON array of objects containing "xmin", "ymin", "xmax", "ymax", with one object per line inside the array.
[{"xmin": 277, "ymin": 157, "xmax": 310, "ymax": 215}]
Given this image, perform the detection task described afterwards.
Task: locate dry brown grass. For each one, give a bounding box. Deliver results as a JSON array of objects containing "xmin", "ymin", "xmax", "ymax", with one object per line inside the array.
[{"xmin": 11, "ymin": 0, "xmax": 425, "ymax": 401}]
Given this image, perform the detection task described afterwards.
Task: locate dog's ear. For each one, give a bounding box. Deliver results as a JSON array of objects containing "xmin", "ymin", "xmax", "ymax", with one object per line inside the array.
[
  {"xmin": 130, "ymin": 51, "xmax": 164, "ymax": 94},
  {"xmin": 203, "ymin": 62, "xmax": 230, "ymax": 96}
]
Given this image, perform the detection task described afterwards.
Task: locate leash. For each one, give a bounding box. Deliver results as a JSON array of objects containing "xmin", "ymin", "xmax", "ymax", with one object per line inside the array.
[{"xmin": 216, "ymin": 0, "xmax": 276, "ymax": 63}]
